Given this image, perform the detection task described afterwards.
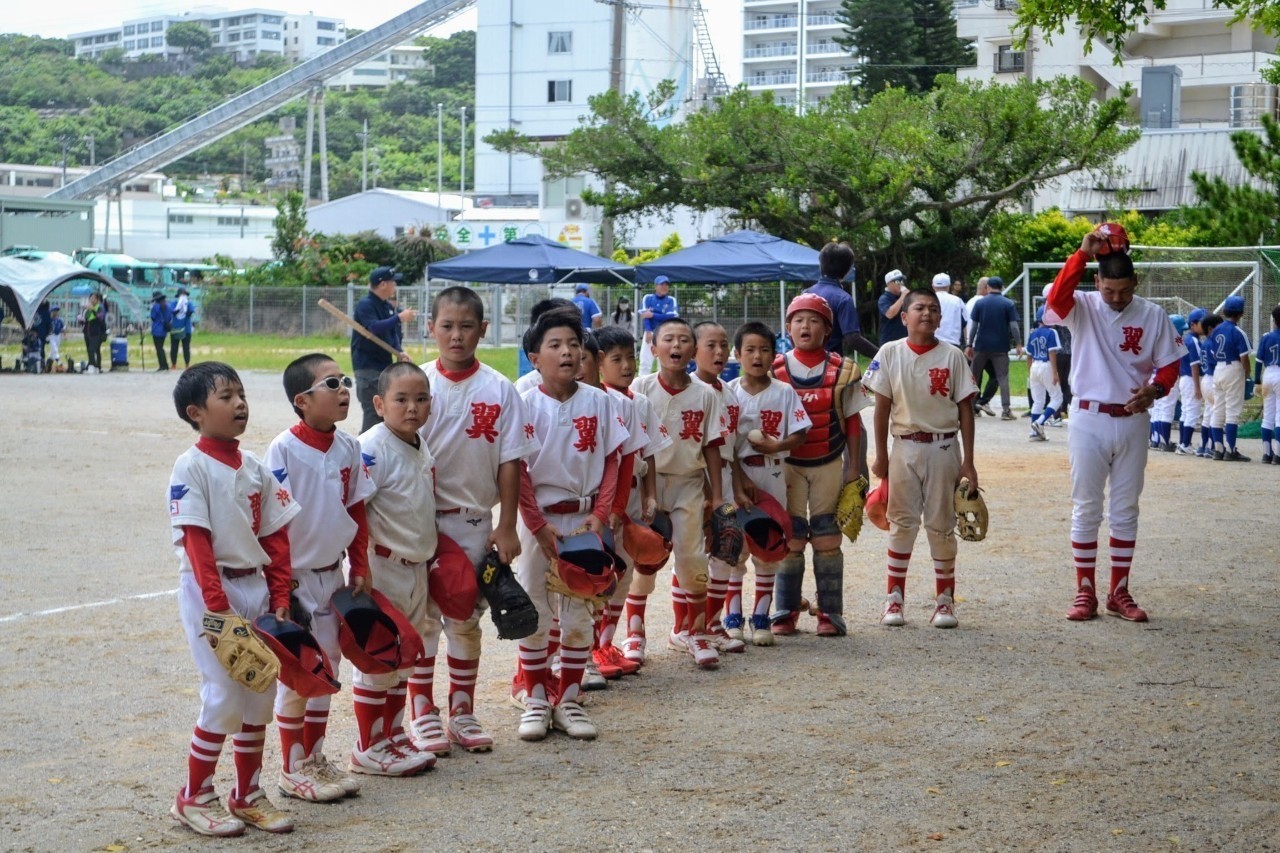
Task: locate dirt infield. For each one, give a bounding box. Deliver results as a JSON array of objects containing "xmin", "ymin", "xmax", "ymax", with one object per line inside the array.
[{"xmin": 2, "ymin": 370, "xmax": 1277, "ymax": 851}]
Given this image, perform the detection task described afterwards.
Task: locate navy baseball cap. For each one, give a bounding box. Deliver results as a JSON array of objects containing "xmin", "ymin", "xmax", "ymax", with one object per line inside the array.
[
  {"xmin": 50, "ymin": 305, "xmax": 60, "ymax": 312},
  {"xmin": 369, "ymin": 266, "xmax": 403, "ymax": 286},
  {"xmin": 1188, "ymin": 308, "xmax": 1207, "ymax": 324},
  {"xmin": 1223, "ymin": 295, "xmax": 1245, "ymax": 314},
  {"xmin": 987, "ymin": 276, "xmax": 1004, "ymax": 290},
  {"xmin": 575, "ymin": 283, "xmax": 590, "ymax": 293},
  {"xmin": 654, "ymin": 275, "xmax": 670, "ymax": 286}
]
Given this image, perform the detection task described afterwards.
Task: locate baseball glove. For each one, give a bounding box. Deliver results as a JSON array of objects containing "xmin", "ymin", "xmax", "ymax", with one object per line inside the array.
[
  {"xmin": 836, "ymin": 475, "xmax": 869, "ymax": 542},
  {"xmin": 708, "ymin": 502, "xmax": 744, "ymax": 563},
  {"xmin": 202, "ymin": 611, "xmax": 279, "ymax": 692},
  {"xmin": 954, "ymin": 480, "xmax": 988, "ymax": 542},
  {"xmin": 477, "ymin": 550, "xmax": 539, "ymax": 641}
]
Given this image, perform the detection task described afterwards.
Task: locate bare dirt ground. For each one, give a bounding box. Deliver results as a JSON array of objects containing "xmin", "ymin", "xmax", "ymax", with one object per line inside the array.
[{"xmin": 2, "ymin": 370, "xmax": 1278, "ymax": 852}]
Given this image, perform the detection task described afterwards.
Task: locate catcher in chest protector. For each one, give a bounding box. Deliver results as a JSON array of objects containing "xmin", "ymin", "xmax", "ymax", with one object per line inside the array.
[
  {"xmin": 168, "ymin": 363, "xmax": 301, "ymax": 837},
  {"xmin": 862, "ymin": 288, "xmax": 979, "ymax": 630}
]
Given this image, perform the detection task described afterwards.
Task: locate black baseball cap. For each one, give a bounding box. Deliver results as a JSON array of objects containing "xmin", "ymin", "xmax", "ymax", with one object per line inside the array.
[{"xmin": 370, "ymin": 266, "xmax": 403, "ymax": 286}]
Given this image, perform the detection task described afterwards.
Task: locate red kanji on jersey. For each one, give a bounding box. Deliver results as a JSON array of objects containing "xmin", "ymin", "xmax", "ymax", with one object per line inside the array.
[
  {"xmin": 679, "ymin": 410, "xmax": 705, "ymax": 441},
  {"xmin": 339, "ymin": 466, "xmax": 351, "ymax": 504},
  {"xmin": 523, "ymin": 422, "xmax": 535, "ymax": 439},
  {"xmin": 248, "ymin": 492, "xmax": 262, "ymax": 534},
  {"xmin": 276, "ymin": 487, "xmax": 291, "ymax": 507},
  {"xmin": 928, "ymin": 367, "xmax": 951, "ymax": 397},
  {"xmin": 726, "ymin": 405, "xmax": 740, "ymax": 434},
  {"xmin": 572, "ymin": 415, "xmax": 599, "ymax": 452},
  {"xmin": 658, "ymin": 423, "xmax": 668, "ymax": 437},
  {"xmin": 1120, "ymin": 326, "xmax": 1144, "ymax": 355},
  {"xmin": 465, "ymin": 402, "xmax": 502, "ymax": 442},
  {"xmin": 794, "ymin": 408, "xmax": 806, "ymax": 422},
  {"xmin": 761, "ymin": 409, "xmax": 784, "ymax": 438}
]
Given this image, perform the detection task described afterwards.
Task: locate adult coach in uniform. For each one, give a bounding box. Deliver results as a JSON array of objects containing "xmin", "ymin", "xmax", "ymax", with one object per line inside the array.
[
  {"xmin": 931, "ymin": 273, "xmax": 968, "ymax": 347},
  {"xmin": 353, "ymin": 266, "xmax": 416, "ymax": 432},
  {"xmin": 805, "ymin": 241, "xmax": 878, "ymax": 358},
  {"xmin": 1043, "ymin": 223, "xmax": 1184, "ymax": 623},
  {"xmin": 877, "ymin": 270, "xmax": 908, "ymax": 345},
  {"xmin": 639, "ymin": 276, "xmax": 678, "ymax": 374},
  {"xmin": 966, "ymin": 276, "xmax": 1022, "ymax": 419}
]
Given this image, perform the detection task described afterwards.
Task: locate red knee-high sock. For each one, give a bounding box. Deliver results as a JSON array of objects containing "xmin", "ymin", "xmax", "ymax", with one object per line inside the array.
[
  {"xmin": 671, "ymin": 574, "xmax": 689, "ymax": 633},
  {"xmin": 352, "ymin": 685, "xmax": 388, "ymax": 750},
  {"xmin": 558, "ymin": 645, "xmax": 589, "ymax": 705},
  {"xmin": 186, "ymin": 726, "xmax": 226, "ymax": 797},
  {"xmin": 384, "ymin": 678, "xmax": 409, "ymax": 739},
  {"xmin": 231, "ymin": 723, "xmax": 266, "ymax": 798},
  {"xmin": 275, "ymin": 713, "xmax": 304, "ymax": 773},
  {"xmin": 705, "ymin": 574, "xmax": 728, "ymax": 629},
  {"xmin": 726, "ymin": 577, "xmax": 744, "ymax": 618},
  {"xmin": 446, "ymin": 655, "xmax": 478, "ymax": 715},
  {"xmin": 752, "ymin": 567, "xmax": 775, "ymax": 616},
  {"xmin": 518, "ymin": 644, "xmax": 549, "ymax": 703},
  {"xmin": 598, "ymin": 601, "xmax": 624, "ymax": 647},
  {"xmin": 887, "ymin": 549, "xmax": 910, "ymax": 597},
  {"xmin": 408, "ymin": 655, "xmax": 436, "ymax": 718},
  {"xmin": 302, "ymin": 701, "xmax": 329, "ymax": 758},
  {"xmin": 685, "ymin": 592, "xmax": 708, "ymax": 633},
  {"xmin": 934, "ymin": 558, "xmax": 955, "ymax": 599},
  {"xmin": 625, "ymin": 594, "xmax": 648, "ymax": 636},
  {"xmin": 1072, "ymin": 540, "xmax": 1098, "ymax": 594},
  {"xmin": 1108, "ymin": 537, "xmax": 1135, "ymax": 596}
]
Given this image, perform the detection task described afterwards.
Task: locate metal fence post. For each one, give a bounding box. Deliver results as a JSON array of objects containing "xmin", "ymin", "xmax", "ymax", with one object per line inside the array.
[
  {"xmin": 346, "ymin": 282, "xmax": 354, "ymax": 319},
  {"xmin": 249, "ymin": 284, "xmax": 255, "ymax": 335},
  {"xmin": 302, "ymin": 284, "xmax": 308, "ymax": 336}
]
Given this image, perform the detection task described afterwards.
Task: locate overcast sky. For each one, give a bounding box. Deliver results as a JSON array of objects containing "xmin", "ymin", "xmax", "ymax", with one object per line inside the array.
[{"xmin": 4, "ymin": 0, "xmax": 744, "ymax": 83}]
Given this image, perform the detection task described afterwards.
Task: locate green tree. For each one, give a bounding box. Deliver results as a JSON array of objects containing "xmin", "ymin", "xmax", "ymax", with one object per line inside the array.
[
  {"xmin": 1186, "ymin": 114, "xmax": 1280, "ymax": 245},
  {"xmin": 166, "ymin": 21, "xmax": 213, "ymax": 55},
  {"xmin": 837, "ymin": 0, "xmax": 973, "ymax": 96},
  {"xmin": 490, "ymin": 77, "xmax": 1138, "ymax": 283},
  {"xmin": 272, "ymin": 191, "xmax": 309, "ymax": 263}
]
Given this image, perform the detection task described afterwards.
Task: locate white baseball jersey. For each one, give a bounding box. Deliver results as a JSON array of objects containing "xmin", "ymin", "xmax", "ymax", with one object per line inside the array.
[
  {"xmin": 420, "ymin": 359, "xmax": 539, "ymax": 510},
  {"xmin": 630, "ymin": 373, "xmax": 726, "ymax": 475},
  {"xmin": 1044, "ymin": 292, "xmax": 1185, "ymax": 403},
  {"xmin": 359, "ymin": 423, "xmax": 439, "ymax": 564},
  {"xmin": 170, "ymin": 442, "xmax": 299, "ymax": 571},
  {"xmin": 604, "ymin": 385, "xmax": 651, "ymax": 458},
  {"xmin": 692, "ymin": 373, "xmax": 740, "ymax": 462},
  {"xmin": 935, "ymin": 290, "xmax": 968, "ymax": 347},
  {"xmin": 513, "ymin": 369, "xmax": 539, "ymax": 396},
  {"xmin": 727, "ymin": 376, "xmax": 812, "ymax": 460},
  {"xmin": 520, "ymin": 384, "xmax": 628, "ymax": 507},
  {"xmin": 626, "ymin": 389, "xmax": 673, "ymax": 460},
  {"xmin": 265, "ymin": 425, "xmax": 374, "ymax": 571},
  {"xmin": 862, "ymin": 340, "xmax": 978, "ymax": 434}
]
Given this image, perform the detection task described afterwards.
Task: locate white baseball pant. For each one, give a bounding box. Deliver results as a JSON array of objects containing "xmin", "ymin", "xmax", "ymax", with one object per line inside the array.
[
  {"xmin": 516, "ymin": 510, "xmax": 596, "ymax": 649},
  {"xmin": 1177, "ymin": 375, "xmax": 1202, "ymax": 432},
  {"xmin": 1200, "ymin": 375, "xmax": 1215, "ymax": 430},
  {"xmin": 886, "ymin": 437, "xmax": 961, "ymax": 561},
  {"xmin": 1212, "ymin": 361, "xmax": 1246, "ymax": 427},
  {"xmin": 1028, "ymin": 361, "xmax": 1063, "ymax": 417},
  {"xmin": 1262, "ymin": 366, "xmax": 1280, "ymax": 455},
  {"xmin": 275, "ymin": 567, "xmax": 343, "ymax": 719},
  {"xmin": 424, "ymin": 509, "xmax": 491, "ymax": 661},
  {"xmin": 629, "ymin": 472, "xmax": 709, "ymax": 600},
  {"xmin": 1067, "ymin": 405, "xmax": 1149, "ymax": 543},
  {"xmin": 1150, "ymin": 373, "xmax": 1181, "ymax": 424}
]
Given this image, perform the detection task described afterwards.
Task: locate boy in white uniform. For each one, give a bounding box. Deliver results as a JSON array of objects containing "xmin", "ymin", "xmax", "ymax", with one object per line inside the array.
[
  {"xmin": 419, "ymin": 286, "xmax": 538, "ymax": 752},
  {"xmin": 352, "ymin": 362, "xmax": 441, "ymax": 776},
  {"xmin": 514, "ymin": 312, "xmax": 627, "ymax": 740},
  {"xmin": 864, "ymin": 289, "xmax": 979, "ymax": 628},
  {"xmin": 267, "ymin": 354, "xmax": 374, "ymax": 799},
  {"xmin": 727, "ymin": 322, "xmax": 811, "ymax": 645},
  {"xmin": 169, "ymin": 362, "xmax": 299, "ymax": 836}
]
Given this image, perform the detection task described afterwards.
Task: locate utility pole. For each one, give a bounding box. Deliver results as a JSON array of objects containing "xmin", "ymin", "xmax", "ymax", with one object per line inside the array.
[
  {"xmin": 303, "ymin": 89, "xmax": 316, "ymax": 200},
  {"xmin": 459, "ymin": 106, "xmax": 467, "ymax": 213},
  {"xmin": 437, "ymin": 103, "xmax": 444, "ymax": 205},
  {"xmin": 242, "ymin": 141, "xmax": 249, "ymax": 192},
  {"xmin": 83, "ymin": 135, "xmax": 95, "ymax": 167},
  {"xmin": 600, "ymin": 0, "xmax": 625, "ymax": 256},
  {"xmin": 359, "ymin": 118, "xmax": 369, "ymax": 193},
  {"xmin": 59, "ymin": 135, "xmax": 71, "ymax": 187},
  {"xmin": 318, "ymin": 89, "xmax": 329, "ymax": 202}
]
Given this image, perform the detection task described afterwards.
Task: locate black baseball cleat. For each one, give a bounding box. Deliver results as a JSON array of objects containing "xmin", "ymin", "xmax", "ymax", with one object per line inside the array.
[
  {"xmin": 1213, "ymin": 450, "xmax": 1225, "ymax": 460},
  {"xmin": 1263, "ymin": 454, "xmax": 1274, "ymax": 464},
  {"xmin": 1224, "ymin": 449, "xmax": 1251, "ymax": 462}
]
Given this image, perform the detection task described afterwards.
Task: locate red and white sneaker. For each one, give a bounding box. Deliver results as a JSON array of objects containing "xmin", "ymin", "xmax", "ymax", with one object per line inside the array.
[
  {"xmin": 621, "ymin": 633, "xmax": 647, "ymax": 665},
  {"xmin": 312, "ymin": 752, "xmax": 360, "ymax": 797},
  {"xmin": 667, "ymin": 629, "xmax": 690, "ymax": 652},
  {"xmin": 1105, "ymin": 589, "xmax": 1148, "ymax": 622},
  {"xmin": 171, "ymin": 787, "xmax": 245, "ymax": 837},
  {"xmin": 930, "ymin": 594, "xmax": 959, "ymax": 629},
  {"xmin": 687, "ymin": 633, "xmax": 720, "ymax": 669},
  {"xmin": 880, "ymin": 591, "xmax": 905, "ymax": 627},
  {"xmin": 447, "ymin": 712, "xmax": 494, "ymax": 752},
  {"xmin": 349, "ymin": 739, "xmax": 433, "ymax": 777},
  {"xmin": 409, "ymin": 709, "xmax": 451, "ymax": 756},
  {"xmin": 509, "ymin": 672, "xmax": 529, "ymax": 710},
  {"xmin": 226, "ymin": 788, "xmax": 294, "ymax": 834},
  {"xmin": 709, "ymin": 625, "xmax": 747, "ymax": 653},
  {"xmin": 590, "ymin": 650, "xmax": 623, "ymax": 680},
  {"xmin": 771, "ymin": 611, "xmax": 799, "ymax": 636},
  {"xmin": 1066, "ymin": 590, "xmax": 1099, "ymax": 621},
  {"xmin": 596, "ymin": 644, "xmax": 641, "ymax": 676},
  {"xmin": 276, "ymin": 755, "xmax": 347, "ymax": 802},
  {"xmin": 815, "ymin": 612, "xmax": 847, "ymax": 636},
  {"xmin": 390, "ymin": 731, "xmax": 438, "ymax": 769}
]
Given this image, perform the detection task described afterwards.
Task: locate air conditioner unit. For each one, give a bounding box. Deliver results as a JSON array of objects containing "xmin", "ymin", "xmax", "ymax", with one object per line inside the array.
[{"xmin": 565, "ymin": 198, "xmax": 584, "ymax": 218}]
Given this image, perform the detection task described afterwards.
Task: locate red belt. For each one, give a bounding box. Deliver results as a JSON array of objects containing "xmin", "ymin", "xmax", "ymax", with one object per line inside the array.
[
  {"xmin": 221, "ymin": 567, "xmax": 257, "ymax": 579},
  {"xmin": 896, "ymin": 431, "xmax": 957, "ymax": 443},
  {"xmin": 436, "ymin": 508, "xmax": 461, "ymax": 516},
  {"xmin": 742, "ymin": 454, "xmax": 781, "ymax": 467},
  {"xmin": 373, "ymin": 544, "xmax": 419, "ymax": 566},
  {"xmin": 1078, "ymin": 400, "xmax": 1133, "ymax": 418},
  {"xmin": 542, "ymin": 496, "xmax": 596, "ymax": 514}
]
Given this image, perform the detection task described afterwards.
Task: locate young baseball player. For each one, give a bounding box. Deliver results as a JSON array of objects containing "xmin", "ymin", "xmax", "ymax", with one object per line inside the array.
[
  {"xmin": 1193, "ymin": 312, "xmax": 1222, "ymax": 457},
  {"xmin": 727, "ymin": 322, "xmax": 811, "ymax": 645},
  {"xmin": 1149, "ymin": 315, "xmax": 1188, "ymax": 452},
  {"xmin": 863, "ymin": 289, "xmax": 979, "ymax": 628},
  {"xmin": 691, "ymin": 321, "xmax": 747, "ymax": 653},
  {"xmin": 514, "ymin": 312, "xmax": 627, "ymax": 741},
  {"xmin": 1044, "ymin": 224, "xmax": 1185, "ymax": 623},
  {"xmin": 1025, "ymin": 318, "xmax": 1063, "ymax": 441},
  {"xmin": 418, "ymin": 286, "xmax": 538, "ymax": 751},
  {"xmin": 1173, "ymin": 312, "xmax": 1204, "ymax": 455},
  {"xmin": 47, "ymin": 305, "xmax": 64, "ymax": 365},
  {"xmin": 1257, "ymin": 305, "xmax": 1280, "ymax": 463},
  {"xmin": 267, "ymin": 353, "xmax": 373, "ymax": 799},
  {"xmin": 1210, "ymin": 296, "xmax": 1252, "ymax": 461},
  {"xmin": 169, "ymin": 362, "xmax": 299, "ymax": 836},
  {"xmin": 516, "ymin": 298, "xmax": 579, "ymax": 396},
  {"xmin": 771, "ymin": 293, "xmax": 872, "ymax": 637},
  {"xmin": 352, "ymin": 362, "xmax": 440, "ymax": 776},
  {"xmin": 629, "ymin": 317, "xmax": 728, "ymax": 668},
  {"xmin": 595, "ymin": 325, "xmax": 669, "ymax": 670}
]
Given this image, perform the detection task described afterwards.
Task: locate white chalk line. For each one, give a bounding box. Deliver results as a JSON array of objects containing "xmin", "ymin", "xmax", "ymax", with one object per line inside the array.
[{"xmin": 0, "ymin": 588, "xmax": 177, "ymax": 625}]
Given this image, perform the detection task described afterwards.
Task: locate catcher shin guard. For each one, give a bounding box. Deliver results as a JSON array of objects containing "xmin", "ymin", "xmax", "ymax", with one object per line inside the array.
[
  {"xmin": 812, "ymin": 550, "xmax": 846, "ymax": 634},
  {"xmin": 771, "ymin": 551, "xmax": 805, "ymax": 618},
  {"xmin": 477, "ymin": 550, "xmax": 539, "ymax": 640}
]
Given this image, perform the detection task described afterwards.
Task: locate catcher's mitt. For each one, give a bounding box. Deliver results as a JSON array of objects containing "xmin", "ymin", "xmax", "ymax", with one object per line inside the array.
[
  {"xmin": 477, "ymin": 550, "xmax": 539, "ymax": 640},
  {"xmin": 836, "ymin": 475, "xmax": 869, "ymax": 542},
  {"xmin": 202, "ymin": 611, "xmax": 279, "ymax": 693},
  {"xmin": 708, "ymin": 502, "xmax": 744, "ymax": 563},
  {"xmin": 954, "ymin": 480, "xmax": 988, "ymax": 542}
]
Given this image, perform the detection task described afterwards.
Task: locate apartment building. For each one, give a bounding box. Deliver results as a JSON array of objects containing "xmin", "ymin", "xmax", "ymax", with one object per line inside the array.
[
  {"xmin": 71, "ymin": 9, "xmax": 292, "ymax": 62},
  {"xmin": 742, "ymin": 0, "xmax": 851, "ymax": 112}
]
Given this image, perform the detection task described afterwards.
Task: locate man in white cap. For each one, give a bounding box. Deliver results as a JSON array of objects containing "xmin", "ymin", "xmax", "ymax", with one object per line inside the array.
[
  {"xmin": 877, "ymin": 269, "xmax": 908, "ymax": 344},
  {"xmin": 932, "ymin": 273, "xmax": 968, "ymax": 348}
]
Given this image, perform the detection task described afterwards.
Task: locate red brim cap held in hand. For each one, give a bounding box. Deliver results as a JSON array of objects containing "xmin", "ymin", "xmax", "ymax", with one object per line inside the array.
[
  {"xmin": 1094, "ymin": 222, "xmax": 1131, "ymax": 256},
  {"xmin": 866, "ymin": 480, "xmax": 890, "ymax": 532}
]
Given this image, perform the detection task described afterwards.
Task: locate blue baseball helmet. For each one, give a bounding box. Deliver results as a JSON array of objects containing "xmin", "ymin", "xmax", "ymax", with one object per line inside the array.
[
  {"xmin": 1188, "ymin": 307, "xmax": 1207, "ymax": 324},
  {"xmin": 1223, "ymin": 295, "xmax": 1246, "ymax": 314},
  {"xmin": 1170, "ymin": 314, "xmax": 1188, "ymax": 334}
]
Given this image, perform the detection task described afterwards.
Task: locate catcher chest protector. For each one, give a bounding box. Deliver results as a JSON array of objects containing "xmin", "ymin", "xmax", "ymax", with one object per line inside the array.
[
  {"xmin": 430, "ymin": 534, "xmax": 480, "ymax": 621},
  {"xmin": 772, "ymin": 352, "xmax": 858, "ymax": 467},
  {"xmin": 629, "ymin": 511, "xmax": 674, "ymax": 576},
  {"xmin": 555, "ymin": 531, "xmax": 617, "ymax": 598},
  {"xmin": 737, "ymin": 492, "xmax": 792, "ymax": 562},
  {"xmin": 252, "ymin": 615, "xmax": 341, "ymax": 698},
  {"xmin": 331, "ymin": 587, "xmax": 423, "ymax": 675}
]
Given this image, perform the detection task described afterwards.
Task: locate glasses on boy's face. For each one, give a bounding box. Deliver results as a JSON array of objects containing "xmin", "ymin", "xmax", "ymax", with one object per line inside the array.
[{"xmin": 306, "ymin": 375, "xmax": 354, "ymax": 393}]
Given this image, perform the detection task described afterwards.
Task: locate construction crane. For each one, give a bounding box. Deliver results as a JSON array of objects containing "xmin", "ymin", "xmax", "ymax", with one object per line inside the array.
[{"xmin": 46, "ymin": 0, "xmax": 476, "ymax": 201}]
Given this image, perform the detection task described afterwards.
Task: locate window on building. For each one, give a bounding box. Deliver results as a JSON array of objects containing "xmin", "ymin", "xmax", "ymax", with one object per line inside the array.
[
  {"xmin": 995, "ymin": 44, "xmax": 1025, "ymax": 72},
  {"xmin": 123, "ymin": 24, "xmax": 135, "ymax": 35},
  {"xmin": 293, "ymin": 36, "xmax": 299, "ymax": 44},
  {"xmin": 242, "ymin": 14, "xmax": 256, "ymax": 23},
  {"xmin": 547, "ymin": 79, "xmax": 572, "ymax": 103},
  {"xmin": 217, "ymin": 216, "xmax": 248, "ymax": 227},
  {"xmin": 212, "ymin": 35, "xmax": 220, "ymax": 43},
  {"xmin": 317, "ymin": 20, "xmax": 336, "ymax": 31},
  {"xmin": 228, "ymin": 32, "xmax": 240, "ymax": 42},
  {"xmin": 262, "ymin": 15, "xmax": 282, "ymax": 24},
  {"xmin": 548, "ymin": 31, "xmax": 572, "ymax": 54},
  {"xmin": 262, "ymin": 30, "xmax": 280, "ymax": 39},
  {"xmin": 151, "ymin": 21, "xmax": 164, "ymax": 32},
  {"xmin": 168, "ymin": 213, "xmax": 194, "ymax": 224},
  {"xmin": 227, "ymin": 16, "xmax": 240, "ymax": 25},
  {"xmin": 151, "ymin": 36, "xmax": 163, "ymax": 47},
  {"xmin": 317, "ymin": 36, "xmax": 335, "ymax": 46},
  {"xmin": 124, "ymin": 40, "xmax": 134, "ymax": 50},
  {"xmin": 208, "ymin": 19, "xmax": 221, "ymax": 27}
]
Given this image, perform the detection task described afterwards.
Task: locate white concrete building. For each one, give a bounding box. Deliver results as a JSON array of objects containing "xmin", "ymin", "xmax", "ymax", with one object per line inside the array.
[
  {"xmin": 306, "ymin": 189, "xmax": 474, "ymax": 241},
  {"xmin": 742, "ymin": 0, "xmax": 851, "ymax": 112},
  {"xmin": 282, "ymin": 13, "xmax": 347, "ymax": 61},
  {"xmin": 71, "ymin": 8, "xmax": 291, "ymax": 62},
  {"xmin": 955, "ymin": 0, "xmax": 1279, "ymax": 214}
]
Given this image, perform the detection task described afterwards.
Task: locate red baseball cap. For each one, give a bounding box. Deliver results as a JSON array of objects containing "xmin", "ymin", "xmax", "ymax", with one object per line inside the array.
[
  {"xmin": 1094, "ymin": 222, "xmax": 1131, "ymax": 256},
  {"xmin": 786, "ymin": 293, "xmax": 833, "ymax": 326}
]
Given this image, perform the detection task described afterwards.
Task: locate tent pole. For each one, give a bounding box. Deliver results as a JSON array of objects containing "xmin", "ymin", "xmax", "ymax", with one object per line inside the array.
[{"xmin": 779, "ymin": 280, "xmax": 785, "ymax": 331}]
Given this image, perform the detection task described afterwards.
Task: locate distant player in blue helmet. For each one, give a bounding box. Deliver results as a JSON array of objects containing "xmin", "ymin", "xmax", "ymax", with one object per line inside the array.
[
  {"xmin": 1149, "ymin": 315, "xmax": 1188, "ymax": 452},
  {"xmin": 1024, "ymin": 313, "xmax": 1062, "ymax": 441},
  {"xmin": 1257, "ymin": 304, "xmax": 1280, "ymax": 463},
  {"xmin": 1209, "ymin": 295, "xmax": 1252, "ymax": 460}
]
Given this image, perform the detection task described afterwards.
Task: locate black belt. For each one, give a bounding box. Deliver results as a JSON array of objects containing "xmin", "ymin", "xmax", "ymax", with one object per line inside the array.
[
  {"xmin": 221, "ymin": 567, "xmax": 257, "ymax": 579},
  {"xmin": 303, "ymin": 560, "xmax": 341, "ymax": 573},
  {"xmin": 1078, "ymin": 400, "xmax": 1133, "ymax": 418},
  {"xmin": 896, "ymin": 431, "xmax": 957, "ymax": 443}
]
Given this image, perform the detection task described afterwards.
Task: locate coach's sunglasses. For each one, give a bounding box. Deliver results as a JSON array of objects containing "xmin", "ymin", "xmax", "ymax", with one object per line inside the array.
[{"xmin": 306, "ymin": 375, "xmax": 354, "ymax": 393}]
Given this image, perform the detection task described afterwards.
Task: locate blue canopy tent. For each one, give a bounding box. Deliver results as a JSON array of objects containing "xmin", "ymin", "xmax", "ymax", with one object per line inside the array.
[{"xmin": 426, "ymin": 234, "xmax": 634, "ymax": 285}]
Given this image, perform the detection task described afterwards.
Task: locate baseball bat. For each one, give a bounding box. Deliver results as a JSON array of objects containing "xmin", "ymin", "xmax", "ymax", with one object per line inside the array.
[{"xmin": 317, "ymin": 299, "xmax": 403, "ymax": 359}]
